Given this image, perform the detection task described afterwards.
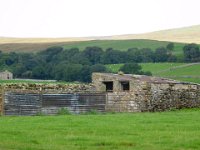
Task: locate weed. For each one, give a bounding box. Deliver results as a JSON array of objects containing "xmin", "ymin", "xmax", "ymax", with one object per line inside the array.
[{"xmin": 57, "ymin": 108, "xmax": 71, "ymax": 115}]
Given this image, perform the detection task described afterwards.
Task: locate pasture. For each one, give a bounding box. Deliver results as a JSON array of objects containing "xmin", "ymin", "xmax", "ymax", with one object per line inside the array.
[
  {"xmin": 0, "ymin": 39, "xmax": 186, "ymax": 55},
  {"xmin": 106, "ymin": 63, "xmax": 200, "ymax": 84},
  {"xmin": 0, "ymin": 109, "xmax": 200, "ymax": 150}
]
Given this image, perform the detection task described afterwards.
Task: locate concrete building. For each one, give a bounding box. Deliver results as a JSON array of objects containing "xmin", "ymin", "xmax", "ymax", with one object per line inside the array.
[
  {"xmin": 0, "ymin": 70, "xmax": 13, "ymax": 80},
  {"xmin": 92, "ymin": 73, "xmax": 200, "ymax": 112}
]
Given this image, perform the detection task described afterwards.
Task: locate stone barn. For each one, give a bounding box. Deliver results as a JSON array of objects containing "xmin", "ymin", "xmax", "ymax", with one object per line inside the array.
[
  {"xmin": 92, "ymin": 73, "xmax": 200, "ymax": 112},
  {"xmin": 0, "ymin": 70, "xmax": 13, "ymax": 80},
  {"xmin": 0, "ymin": 73, "xmax": 200, "ymax": 116}
]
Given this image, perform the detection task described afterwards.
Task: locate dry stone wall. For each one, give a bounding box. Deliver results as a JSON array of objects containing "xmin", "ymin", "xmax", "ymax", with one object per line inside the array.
[
  {"xmin": 1, "ymin": 79, "xmax": 200, "ymax": 115},
  {"xmin": 0, "ymin": 83, "xmax": 106, "ymax": 115},
  {"xmin": 106, "ymin": 83, "xmax": 200, "ymax": 112},
  {"xmin": 2, "ymin": 83, "xmax": 95, "ymax": 93},
  {"xmin": 146, "ymin": 83, "xmax": 200, "ymax": 111}
]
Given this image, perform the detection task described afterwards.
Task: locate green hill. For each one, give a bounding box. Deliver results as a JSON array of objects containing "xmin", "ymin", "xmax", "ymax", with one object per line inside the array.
[
  {"xmin": 109, "ymin": 25, "xmax": 200, "ymax": 44},
  {"xmin": 0, "ymin": 25, "xmax": 199, "ymax": 52},
  {"xmin": 63, "ymin": 39, "xmax": 186, "ymax": 59},
  {"xmin": 106, "ymin": 63, "xmax": 200, "ymax": 84},
  {"xmin": 0, "ymin": 39, "xmax": 186, "ymax": 55}
]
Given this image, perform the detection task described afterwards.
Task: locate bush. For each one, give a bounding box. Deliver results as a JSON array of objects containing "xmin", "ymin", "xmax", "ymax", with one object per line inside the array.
[
  {"xmin": 84, "ymin": 109, "xmax": 99, "ymax": 115},
  {"xmin": 36, "ymin": 112, "xmax": 45, "ymax": 116},
  {"xmin": 57, "ymin": 108, "xmax": 71, "ymax": 115}
]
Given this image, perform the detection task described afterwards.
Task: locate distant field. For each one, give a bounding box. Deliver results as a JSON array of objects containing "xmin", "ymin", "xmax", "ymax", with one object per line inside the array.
[
  {"xmin": 110, "ymin": 25, "xmax": 200, "ymax": 44},
  {"xmin": 63, "ymin": 39, "xmax": 185, "ymax": 57},
  {"xmin": 106, "ymin": 63, "xmax": 200, "ymax": 84},
  {"xmin": 0, "ymin": 42, "xmax": 71, "ymax": 53},
  {"xmin": 1, "ymin": 25, "xmax": 200, "ymax": 52},
  {"xmin": 0, "ymin": 39, "xmax": 186, "ymax": 56},
  {"xmin": 0, "ymin": 109, "xmax": 200, "ymax": 150}
]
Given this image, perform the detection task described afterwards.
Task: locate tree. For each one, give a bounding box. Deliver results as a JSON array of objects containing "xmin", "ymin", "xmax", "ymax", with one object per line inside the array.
[
  {"xmin": 39, "ymin": 46, "xmax": 63, "ymax": 62},
  {"xmin": 83, "ymin": 47, "xmax": 104, "ymax": 65},
  {"xmin": 119, "ymin": 63, "xmax": 152, "ymax": 75},
  {"xmin": 91, "ymin": 64, "xmax": 107, "ymax": 73},
  {"xmin": 166, "ymin": 43, "xmax": 174, "ymax": 51},
  {"xmin": 183, "ymin": 43, "xmax": 200, "ymax": 62},
  {"xmin": 32, "ymin": 66, "xmax": 47, "ymax": 79},
  {"xmin": 101, "ymin": 48, "xmax": 127, "ymax": 64},
  {"xmin": 154, "ymin": 47, "xmax": 169, "ymax": 62}
]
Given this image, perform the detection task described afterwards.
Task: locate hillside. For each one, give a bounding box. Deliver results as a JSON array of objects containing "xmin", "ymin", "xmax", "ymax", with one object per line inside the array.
[
  {"xmin": 108, "ymin": 25, "xmax": 200, "ymax": 44},
  {"xmin": 0, "ymin": 39, "xmax": 186, "ymax": 56},
  {"xmin": 0, "ymin": 25, "xmax": 199, "ymax": 52},
  {"xmin": 106, "ymin": 63, "xmax": 200, "ymax": 84},
  {"xmin": 0, "ymin": 37, "xmax": 92, "ymax": 52}
]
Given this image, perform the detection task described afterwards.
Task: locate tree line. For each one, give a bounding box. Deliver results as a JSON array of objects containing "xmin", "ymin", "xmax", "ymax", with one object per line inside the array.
[{"xmin": 0, "ymin": 42, "xmax": 199, "ymax": 82}]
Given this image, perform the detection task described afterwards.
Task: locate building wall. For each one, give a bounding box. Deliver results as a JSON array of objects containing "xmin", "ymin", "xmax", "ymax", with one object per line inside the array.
[
  {"xmin": 92, "ymin": 73, "xmax": 200, "ymax": 112},
  {"xmin": 0, "ymin": 71, "xmax": 13, "ymax": 80}
]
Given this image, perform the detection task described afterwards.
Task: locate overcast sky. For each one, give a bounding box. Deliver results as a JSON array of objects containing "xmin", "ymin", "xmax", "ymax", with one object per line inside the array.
[{"xmin": 0, "ymin": 0, "xmax": 200, "ymax": 38}]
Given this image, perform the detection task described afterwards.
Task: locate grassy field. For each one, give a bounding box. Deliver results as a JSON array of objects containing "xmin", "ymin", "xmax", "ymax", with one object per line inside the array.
[
  {"xmin": 0, "ymin": 109, "xmax": 200, "ymax": 150},
  {"xmin": 62, "ymin": 39, "xmax": 185, "ymax": 57},
  {"xmin": 0, "ymin": 39, "xmax": 186, "ymax": 56},
  {"xmin": 106, "ymin": 63, "xmax": 200, "ymax": 84}
]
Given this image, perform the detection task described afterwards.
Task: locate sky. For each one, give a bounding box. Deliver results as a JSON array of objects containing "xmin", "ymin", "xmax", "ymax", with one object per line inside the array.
[{"xmin": 0, "ymin": 0, "xmax": 200, "ymax": 38}]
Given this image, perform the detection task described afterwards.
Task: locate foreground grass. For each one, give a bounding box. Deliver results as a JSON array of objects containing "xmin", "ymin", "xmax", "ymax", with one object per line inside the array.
[{"xmin": 0, "ymin": 109, "xmax": 200, "ymax": 150}]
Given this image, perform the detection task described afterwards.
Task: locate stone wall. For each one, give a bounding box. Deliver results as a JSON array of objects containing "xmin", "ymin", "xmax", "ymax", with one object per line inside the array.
[
  {"xmin": 93, "ymin": 73, "xmax": 200, "ymax": 112},
  {"xmin": 0, "ymin": 83, "xmax": 100, "ymax": 115},
  {"xmin": 1, "ymin": 78, "xmax": 200, "ymax": 115},
  {"xmin": 2, "ymin": 83, "xmax": 95, "ymax": 93},
  {"xmin": 146, "ymin": 83, "xmax": 200, "ymax": 111},
  {"xmin": 105, "ymin": 83, "xmax": 200, "ymax": 112}
]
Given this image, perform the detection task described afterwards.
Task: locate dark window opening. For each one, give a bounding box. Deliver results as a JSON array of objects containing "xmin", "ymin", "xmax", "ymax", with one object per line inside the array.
[
  {"xmin": 120, "ymin": 81, "xmax": 130, "ymax": 91},
  {"xmin": 103, "ymin": 81, "xmax": 113, "ymax": 92}
]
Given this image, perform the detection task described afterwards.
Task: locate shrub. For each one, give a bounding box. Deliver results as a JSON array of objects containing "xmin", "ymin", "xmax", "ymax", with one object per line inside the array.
[
  {"xmin": 57, "ymin": 108, "xmax": 71, "ymax": 115},
  {"xmin": 84, "ymin": 109, "xmax": 99, "ymax": 115},
  {"xmin": 36, "ymin": 112, "xmax": 45, "ymax": 116}
]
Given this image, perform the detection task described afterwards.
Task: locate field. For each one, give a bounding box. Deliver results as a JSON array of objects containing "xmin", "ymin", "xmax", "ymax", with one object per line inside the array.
[
  {"xmin": 0, "ymin": 109, "xmax": 200, "ymax": 150},
  {"xmin": 106, "ymin": 63, "xmax": 200, "ymax": 84},
  {"xmin": 1, "ymin": 25, "xmax": 200, "ymax": 52},
  {"xmin": 0, "ymin": 39, "xmax": 186, "ymax": 56}
]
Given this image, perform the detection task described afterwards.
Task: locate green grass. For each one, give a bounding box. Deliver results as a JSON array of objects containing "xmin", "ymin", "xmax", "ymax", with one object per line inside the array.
[
  {"xmin": 0, "ymin": 109, "xmax": 200, "ymax": 150},
  {"xmin": 63, "ymin": 39, "xmax": 185, "ymax": 56},
  {"xmin": 106, "ymin": 63, "xmax": 200, "ymax": 84},
  {"xmin": 106, "ymin": 63, "xmax": 184, "ymax": 74}
]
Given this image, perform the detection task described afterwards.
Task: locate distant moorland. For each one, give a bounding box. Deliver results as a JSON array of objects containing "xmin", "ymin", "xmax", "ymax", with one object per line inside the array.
[{"xmin": 0, "ymin": 25, "xmax": 200, "ymax": 52}]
